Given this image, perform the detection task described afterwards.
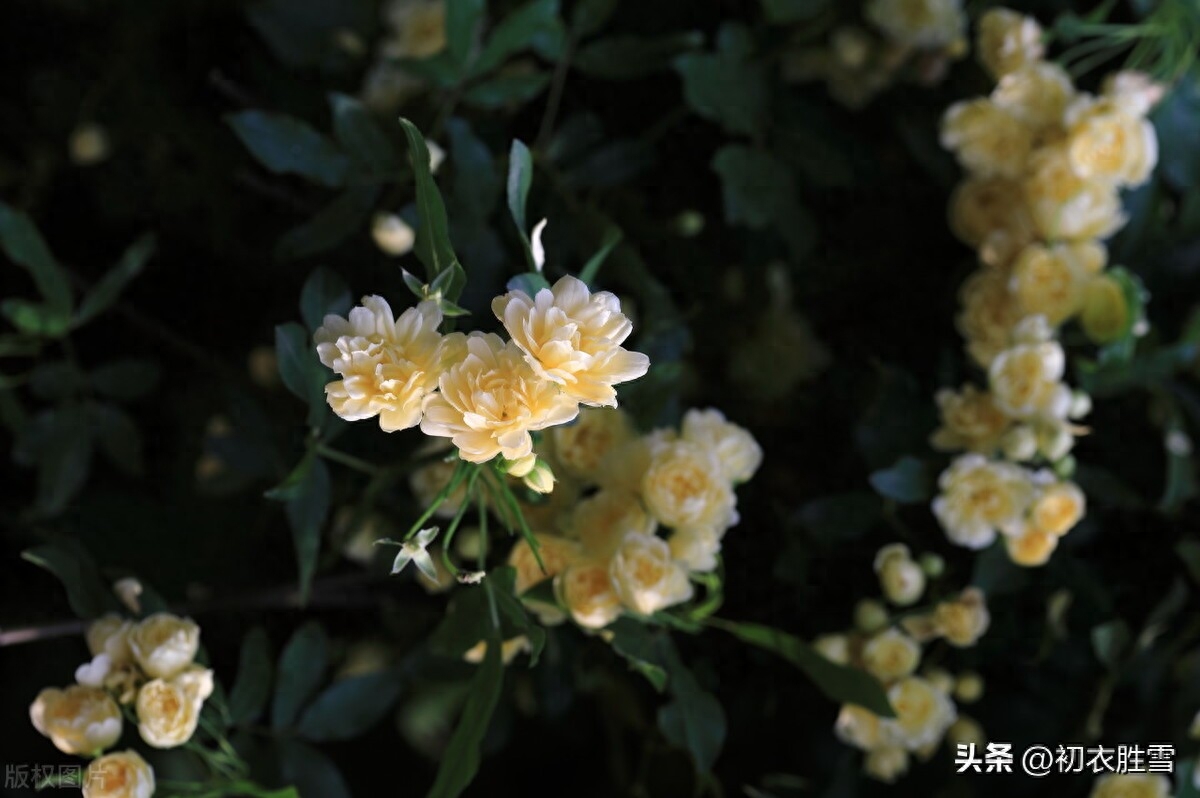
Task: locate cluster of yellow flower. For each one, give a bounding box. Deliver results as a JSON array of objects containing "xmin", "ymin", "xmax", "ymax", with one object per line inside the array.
[
  {"xmin": 784, "ymin": 0, "xmax": 967, "ymax": 108},
  {"xmin": 360, "ymin": 0, "xmax": 446, "ymax": 115},
  {"xmin": 1091, "ymin": 773, "xmax": 1174, "ymax": 798},
  {"xmin": 494, "ymin": 405, "xmax": 762, "ymax": 630},
  {"xmin": 931, "ymin": 8, "xmax": 1162, "ymax": 566},
  {"xmin": 29, "ymin": 612, "xmax": 209, "ymax": 797},
  {"xmin": 817, "ymin": 544, "xmax": 990, "ymax": 782},
  {"xmin": 315, "ymin": 275, "xmax": 649, "ymax": 468}
]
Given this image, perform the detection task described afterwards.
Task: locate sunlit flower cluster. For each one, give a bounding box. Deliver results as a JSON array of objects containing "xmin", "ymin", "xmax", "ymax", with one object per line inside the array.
[
  {"xmin": 496, "ymin": 406, "xmax": 761, "ymax": 631},
  {"xmin": 931, "ymin": 8, "xmax": 1160, "ymax": 566},
  {"xmin": 783, "ymin": 0, "xmax": 967, "ymax": 108},
  {"xmin": 315, "ymin": 275, "xmax": 649, "ymax": 465},
  {"xmin": 29, "ymin": 612, "xmax": 212, "ymax": 796},
  {"xmin": 819, "ymin": 544, "xmax": 990, "ymax": 781}
]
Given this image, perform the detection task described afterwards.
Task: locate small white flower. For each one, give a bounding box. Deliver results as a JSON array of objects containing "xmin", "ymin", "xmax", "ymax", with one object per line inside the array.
[
  {"xmin": 457, "ymin": 570, "xmax": 486, "ymax": 585},
  {"xmin": 75, "ymin": 653, "xmax": 113, "ymax": 688},
  {"xmin": 389, "ymin": 527, "xmax": 441, "ymax": 581}
]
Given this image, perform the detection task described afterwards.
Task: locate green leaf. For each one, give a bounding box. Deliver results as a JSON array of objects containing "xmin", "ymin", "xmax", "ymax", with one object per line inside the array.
[
  {"xmin": 229, "ymin": 627, "xmax": 274, "ymax": 726},
  {"xmin": 674, "ymin": 24, "xmax": 768, "ymax": 136},
  {"xmin": 760, "ymin": 0, "xmax": 829, "ymax": 24},
  {"xmin": 0, "ymin": 203, "xmax": 73, "ymax": 317},
  {"xmin": 90, "ymin": 359, "xmax": 161, "ymax": 401},
  {"xmin": 22, "ymin": 537, "xmax": 118, "ymax": 619},
  {"xmin": 398, "ymin": 118, "xmax": 465, "ymax": 299},
  {"xmin": 490, "ymin": 567, "xmax": 547, "ymax": 666},
  {"xmin": 658, "ymin": 685, "xmax": 726, "ymax": 774},
  {"xmin": 446, "ymin": 118, "xmax": 501, "ymax": 224},
  {"xmin": 296, "ymin": 669, "xmax": 405, "ymax": 741},
  {"xmin": 868, "ymin": 456, "xmax": 932, "ymax": 504},
  {"xmin": 506, "ymin": 139, "xmax": 535, "ymax": 269},
  {"xmin": 274, "ymin": 322, "xmax": 328, "ymax": 429},
  {"xmin": 711, "ymin": 144, "xmax": 814, "ymax": 256},
  {"xmin": 15, "ymin": 406, "xmax": 94, "ymax": 516},
  {"xmin": 462, "ymin": 72, "xmax": 552, "ymax": 109},
  {"xmin": 570, "ymin": 0, "xmax": 617, "ymax": 37},
  {"xmin": 227, "ymin": 111, "xmax": 350, "ymax": 188},
  {"xmin": 246, "ymin": 0, "xmax": 373, "ymax": 70},
  {"xmin": 1, "ymin": 299, "xmax": 70, "ymax": 338},
  {"xmin": 275, "ymin": 184, "xmax": 381, "ymax": 261},
  {"xmin": 330, "ymin": 93, "xmax": 400, "ymax": 176},
  {"xmin": 1152, "ymin": 71, "xmax": 1200, "ymax": 190},
  {"xmin": 427, "ymin": 597, "xmax": 504, "ymax": 798},
  {"xmin": 268, "ymin": 451, "xmax": 332, "ymax": 604},
  {"xmin": 447, "ymin": 0, "xmax": 485, "ymax": 67},
  {"xmin": 578, "ymin": 226, "xmax": 622, "ymax": 284},
  {"xmin": 88, "ymin": 402, "xmax": 144, "ymax": 475},
  {"xmin": 607, "ymin": 619, "xmax": 669, "ymax": 691},
  {"xmin": 272, "ymin": 621, "xmax": 330, "ymax": 729},
  {"xmin": 710, "ymin": 619, "xmax": 894, "ymax": 717},
  {"xmin": 300, "ymin": 267, "xmax": 352, "ymax": 332},
  {"xmin": 278, "ymin": 739, "xmax": 351, "ymax": 798},
  {"xmin": 74, "ymin": 235, "xmax": 155, "ymax": 327},
  {"xmin": 574, "ymin": 32, "xmax": 703, "ymax": 79},
  {"xmin": 470, "ymin": 0, "xmax": 562, "ymax": 78},
  {"xmin": 970, "ymin": 539, "xmax": 1032, "ymax": 597}
]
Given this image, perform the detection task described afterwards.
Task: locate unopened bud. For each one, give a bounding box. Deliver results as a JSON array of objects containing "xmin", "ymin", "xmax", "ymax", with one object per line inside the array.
[
  {"xmin": 522, "ymin": 459, "xmax": 555, "ymax": 494},
  {"xmin": 854, "ymin": 599, "xmax": 889, "ymax": 634},
  {"xmin": 372, "ymin": 213, "xmax": 416, "ymax": 256}
]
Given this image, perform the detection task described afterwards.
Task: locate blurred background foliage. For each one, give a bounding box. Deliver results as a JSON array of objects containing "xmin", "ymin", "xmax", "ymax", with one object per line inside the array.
[{"xmin": 3, "ymin": 0, "xmax": 1200, "ymax": 796}]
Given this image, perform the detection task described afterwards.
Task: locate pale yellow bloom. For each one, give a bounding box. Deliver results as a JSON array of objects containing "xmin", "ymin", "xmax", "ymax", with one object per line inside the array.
[
  {"xmin": 1010, "ymin": 242, "xmax": 1106, "ymax": 325},
  {"xmin": 949, "ymin": 177, "xmax": 1037, "ymax": 268},
  {"xmin": 835, "ymin": 704, "xmax": 883, "ymax": 751},
  {"xmin": 988, "ymin": 320, "xmax": 1071, "ymax": 420},
  {"xmin": 315, "ymin": 298, "xmax": 456, "ymax": 432},
  {"xmin": 934, "ymin": 454, "xmax": 1033, "ymax": 549},
  {"xmin": 1005, "ymin": 525, "xmax": 1059, "ymax": 566},
  {"xmin": 508, "ymin": 533, "xmax": 582, "ymax": 595},
  {"xmin": 668, "ymin": 526, "xmax": 722, "ymax": 573},
  {"xmin": 874, "ymin": 544, "xmax": 927, "ymax": 606},
  {"xmin": 642, "ymin": 439, "xmax": 737, "ymax": 533},
  {"xmin": 371, "ymin": 213, "xmax": 416, "ymax": 256},
  {"xmin": 382, "ymin": 0, "xmax": 446, "ymax": 59},
  {"xmin": 933, "ymin": 588, "xmax": 991, "ymax": 647},
  {"xmin": 865, "ymin": 0, "xmax": 965, "ymax": 49},
  {"xmin": 992, "ymin": 62, "xmax": 1074, "ymax": 135},
  {"xmin": 864, "ymin": 746, "xmax": 910, "ymax": 783},
  {"xmin": 135, "ymin": 666, "xmax": 214, "ymax": 748},
  {"xmin": 558, "ymin": 561, "xmax": 623, "ymax": 629},
  {"xmin": 595, "ymin": 434, "xmax": 657, "ymax": 495},
  {"xmin": 941, "ymin": 99, "xmax": 1033, "ymax": 178},
  {"xmin": 681, "ymin": 407, "xmax": 762, "ymax": 483},
  {"xmin": 30, "ymin": 685, "xmax": 123, "ymax": 755},
  {"xmin": 548, "ymin": 406, "xmax": 633, "ymax": 479},
  {"xmin": 957, "ymin": 265, "xmax": 1024, "ymax": 368},
  {"xmin": 493, "ymin": 275, "xmax": 650, "ymax": 407},
  {"xmin": 1102, "ymin": 71, "xmax": 1165, "ymax": 117},
  {"xmin": 1030, "ymin": 480, "xmax": 1086, "ymax": 536},
  {"xmin": 954, "ymin": 672, "xmax": 984, "ymax": 703},
  {"xmin": 1090, "ymin": 773, "xmax": 1172, "ymax": 798},
  {"xmin": 855, "ymin": 598, "xmax": 891, "ymax": 634},
  {"xmin": 814, "ymin": 634, "xmax": 851, "ymax": 665},
  {"xmin": 83, "ymin": 750, "xmax": 155, "ymax": 798},
  {"xmin": 880, "ymin": 676, "xmax": 957, "ymax": 751},
  {"xmin": 609, "ymin": 532, "xmax": 694, "ymax": 615},
  {"xmin": 862, "ymin": 628, "xmax": 922, "ymax": 682},
  {"xmin": 463, "ymin": 636, "xmax": 530, "ymax": 665},
  {"xmin": 976, "ymin": 8, "xmax": 1043, "ymax": 79},
  {"xmin": 1066, "ymin": 96, "xmax": 1158, "ymax": 187},
  {"xmin": 1023, "ymin": 144, "xmax": 1126, "ymax": 241},
  {"xmin": 1080, "ymin": 273, "xmax": 1131, "ymax": 343},
  {"xmin": 930, "ymin": 384, "xmax": 1011, "ymax": 454},
  {"xmin": 87, "ymin": 614, "xmax": 134, "ymax": 667},
  {"xmin": 69, "ymin": 123, "xmax": 111, "ymax": 166},
  {"xmin": 420, "ymin": 332, "xmax": 579, "ymax": 463},
  {"xmin": 128, "ymin": 613, "xmax": 200, "ymax": 679},
  {"xmin": 569, "ymin": 489, "xmax": 657, "ymax": 561}
]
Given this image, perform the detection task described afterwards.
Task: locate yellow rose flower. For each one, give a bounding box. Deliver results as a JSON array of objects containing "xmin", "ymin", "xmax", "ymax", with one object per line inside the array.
[
  {"xmin": 315, "ymin": 298, "xmax": 456, "ymax": 432},
  {"xmin": 492, "ymin": 274, "xmax": 650, "ymax": 407},
  {"xmin": 83, "ymin": 750, "xmax": 155, "ymax": 798},
  {"xmin": 1023, "ymin": 144, "xmax": 1126, "ymax": 241},
  {"xmin": 1080, "ymin": 274, "xmax": 1131, "ymax": 343},
  {"xmin": 641, "ymin": 439, "xmax": 737, "ymax": 533},
  {"xmin": 880, "ymin": 676, "xmax": 957, "ymax": 751},
  {"xmin": 129, "ymin": 613, "xmax": 200, "ymax": 679},
  {"xmin": 548, "ymin": 406, "xmax": 633, "ymax": 480},
  {"xmin": 930, "ymin": 384, "xmax": 1011, "ymax": 454},
  {"xmin": 1090, "ymin": 774, "xmax": 1172, "ymax": 798},
  {"xmin": 940, "ymin": 99, "xmax": 1033, "ymax": 178},
  {"xmin": 949, "ymin": 177, "xmax": 1036, "ymax": 266},
  {"xmin": 956, "ymin": 268, "xmax": 1025, "ymax": 368},
  {"xmin": 463, "ymin": 636, "xmax": 530, "ymax": 665},
  {"xmin": 1010, "ymin": 241, "xmax": 1106, "ymax": 325},
  {"xmin": 865, "ymin": 0, "xmax": 965, "ymax": 48},
  {"xmin": 933, "ymin": 588, "xmax": 991, "ymax": 647},
  {"xmin": 30, "ymin": 684, "xmax": 123, "ymax": 755},
  {"xmin": 874, "ymin": 544, "xmax": 927, "ymax": 606},
  {"xmin": 992, "ymin": 62, "xmax": 1074, "ymax": 135},
  {"xmin": 862, "ymin": 628, "xmax": 922, "ymax": 683},
  {"xmin": 1030, "ymin": 480, "xmax": 1085, "ymax": 536},
  {"xmin": 976, "ymin": 8, "xmax": 1044, "ymax": 78},
  {"xmin": 420, "ymin": 332, "xmax": 580, "ymax": 463},
  {"xmin": 835, "ymin": 704, "xmax": 883, "ymax": 751},
  {"xmin": 595, "ymin": 434, "xmax": 657, "ymax": 495},
  {"xmin": 382, "ymin": 0, "xmax": 446, "ymax": 59},
  {"xmin": 508, "ymin": 533, "xmax": 582, "ymax": 595},
  {"xmin": 988, "ymin": 324, "xmax": 1071, "ymax": 420},
  {"xmin": 87, "ymin": 614, "xmax": 134, "ymax": 667},
  {"xmin": 934, "ymin": 454, "xmax": 1033, "ymax": 549},
  {"xmin": 681, "ymin": 407, "xmax": 762, "ymax": 483},
  {"xmin": 135, "ymin": 666, "xmax": 214, "ymax": 748},
  {"xmin": 668, "ymin": 526, "xmax": 722, "ymax": 573},
  {"xmin": 864, "ymin": 746, "xmax": 910, "ymax": 783},
  {"xmin": 569, "ymin": 489, "xmax": 657, "ymax": 560},
  {"xmin": 608, "ymin": 532, "xmax": 694, "ymax": 615},
  {"xmin": 558, "ymin": 561, "xmax": 622, "ymax": 629},
  {"xmin": 1102, "ymin": 70, "xmax": 1165, "ymax": 117},
  {"xmin": 1005, "ymin": 525, "xmax": 1059, "ymax": 566},
  {"xmin": 1066, "ymin": 96, "xmax": 1158, "ymax": 187}
]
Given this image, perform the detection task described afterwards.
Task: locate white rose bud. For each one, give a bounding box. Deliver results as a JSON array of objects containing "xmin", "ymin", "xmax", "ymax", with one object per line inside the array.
[
  {"xmin": 129, "ymin": 613, "xmax": 201, "ymax": 679},
  {"xmin": 609, "ymin": 532, "xmax": 693, "ymax": 615},
  {"xmin": 371, "ymin": 213, "xmax": 416, "ymax": 257},
  {"xmin": 503, "ymin": 453, "xmax": 538, "ymax": 478},
  {"xmin": 135, "ymin": 666, "xmax": 214, "ymax": 748},
  {"xmin": 87, "ymin": 614, "xmax": 134, "ymax": 667},
  {"xmin": 30, "ymin": 685, "xmax": 123, "ymax": 755},
  {"xmin": 1000, "ymin": 424, "xmax": 1038, "ymax": 462}
]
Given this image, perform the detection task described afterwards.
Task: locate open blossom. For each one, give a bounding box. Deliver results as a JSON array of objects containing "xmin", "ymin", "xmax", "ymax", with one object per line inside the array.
[
  {"xmin": 988, "ymin": 320, "xmax": 1071, "ymax": 420},
  {"xmin": 940, "ymin": 99, "xmax": 1032, "ymax": 178},
  {"xmin": 315, "ymin": 298, "xmax": 458, "ymax": 432},
  {"xmin": 129, "ymin": 613, "xmax": 200, "ymax": 679},
  {"xmin": 569, "ymin": 489, "xmax": 656, "ymax": 560},
  {"xmin": 934, "ymin": 454, "xmax": 1033, "ymax": 549},
  {"xmin": 1030, "ymin": 480, "xmax": 1085, "ymax": 536},
  {"xmin": 957, "ymin": 267, "xmax": 1024, "ymax": 367},
  {"xmin": 83, "ymin": 750, "xmax": 155, "ymax": 798},
  {"xmin": 862, "ymin": 628, "xmax": 922, "ymax": 682},
  {"xmin": 836, "ymin": 704, "xmax": 883, "ymax": 751},
  {"xmin": 493, "ymin": 275, "xmax": 649, "ymax": 407},
  {"xmin": 976, "ymin": 7, "xmax": 1043, "ymax": 79},
  {"xmin": 948, "ymin": 177, "xmax": 1036, "ymax": 266},
  {"xmin": 681, "ymin": 408, "xmax": 762, "ymax": 483},
  {"xmin": 381, "ymin": 0, "xmax": 447, "ymax": 60},
  {"xmin": 87, "ymin": 614, "xmax": 134, "ymax": 667},
  {"xmin": 1023, "ymin": 143, "xmax": 1125, "ymax": 241},
  {"xmin": 865, "ymin": 746, "xmax": 910, "ymax": 783},
  {"xmin": 668, "ymin": 526, "xmax": 722, "ymax": 573},
  {"xmin": 420, "ymin": 333, "xmax": 579, "ymax": 463},
  {"xmin": 933, "ymin": 588, "xmax": 990, "ymax": 647},
  {"xmin": 864, "ymin": 0, "xmax": 965, "ymax": 49},
  {"xmin": 880, "ymin": 676, "xmax": 957, "ymax": 751},
  {"xmin": 930, "ymin": 384, "xmax": 1010, "ymax": 454},
  {"xmin": 136, "ymin": 666, "xmax": 214, "ymax": 748},
  {"xmin": 548, "ymin": 406, "xmax": 633, "ymax": 479},
  {"xmin": 642, "ymin": 439, "xmax": 737, "ymax": 533},
  {"xmin": 992, "ymin": 62, "xmax": 1074, "ymax": 134},
  {"xmin": 1005, "ymin": 525, "xmax": 1058, "ymax": 566},
  {"xmin": 609, "ymin": 532, "xmax": 693, "ymax": 615},
  {"xmin": 874, "ymin": 544, "xmax": 926, "ymax": 606},
  {"xmin": 1065, "ymin": 95, "xmax": 1158, "ymax": 187},
  {"xmin": 1102, "ymin": 71, "xmax": 1165, "ymax": 117},
  {"xmin": 1010, "ymin": 242, "xmax": 1106, "ymax": 325},
  {"xmin": 558, "ymin": 561, "xmax": 623, "ymax": 629},
  {"xmin": 31, "ymin": 685, "xmax": 123, "ymax": 755}
]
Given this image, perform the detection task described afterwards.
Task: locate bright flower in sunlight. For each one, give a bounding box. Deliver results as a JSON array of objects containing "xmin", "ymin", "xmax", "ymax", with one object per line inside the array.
[
  {"xmin": 558, "ymin": 561, "xmax": 623, "ymax": 629},
  {"xmin": 642, "ymin": 439, "xmax": 738, "ymax": 534},
  {"xmin": 493, "ymin": 275, "xmax": 650, "ymax": 408},
  {"xmin": 83, "ymin": 750, "xmax": 155, "ymax": 798},
  {"xmin": 389, "ymin": 526, "xmax": 440, "ymax": 581},
  {"xmin": 30, "ymin": 685, "xmax": 123, "ymax": 755},
  {"xmin": 668, "ymin": 525, "xmax": 722, "ymax": 573},
  {"xmin": 948, "ymin": 177, "xmax": 1035, "ymax": 267},
  {"xmin": 681, "ymin": 408, "xmax": 762, "ymax": 484},
  {"xmin": 874, "ymin": 544, "xmax": 926, "ymax": 606},
  {"xmin": 1102, "ymin": 71, "xmax": 1165, "ymax": 117},
  {"xmin": 420, "ymin": 332, "xmax": 579, "ymax": 463},
  {"xmin": 956, "ymin": 268, "xmax": 1024, "ymax": 367},
  {"xmin": 940, "ymin": 99, "xmax": 1032, "ymax": 178},
  {"xmin": 87, "ymin": 614, "xmax": 134, "ymax": 667},
  {"xmin": 135, "ymin": 666, "xmax": 214, "ymax": 748},
  {"xmin": 991, "ymin": 62, "xmax": 1074, "ymax": 134},
  {"xmin": 975, "ymin": 8, "xmax": 1043, "ymax": 79},
  {"xmin": 508, "ymin": 533, "xmax": 582, "ymax": 595},
  {"xmin": 835, "ymin": 704, "xmax": 883, "ymax": 751},
  {"xmin": 128, "ymin": 613, "xmax": 200, "ymax": 680},
  {"xmin": 930, "ymin": 384, "xmax": 1011, "ymax": 454},
  {"xmin": 609, "ymin": 532, "xmax": 693, "ymax": 615},
  {"xmin": 315, "ymin": 298, "xmax": 458, "ymax": 432},
  {"xmin": 1005, "ymin": 525, "xmax": 1058, "ymax": 566},
  {"xmin": 934, "ymin": 454, "xmax": 1033, "ymax": 549},
  {"xmin": 548, "ymin": 407, "xmax": 634, "ymax": 479}
]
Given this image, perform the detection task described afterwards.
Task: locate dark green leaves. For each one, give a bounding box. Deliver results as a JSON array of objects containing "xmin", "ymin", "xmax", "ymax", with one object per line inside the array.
[
  {"xmin": 229, "ymin": 627, "xmax": 274, "ymax": 726},
  {"xmin": 447, "ymin": 0, "xmax": 486, "ymax": 67},
  {"xmin": 0, "ymin": 203, "xmax": 73, "ymax": 337},
  {"xmin": 574, "ymin": 32, "xmax": 703, "ymax": 80},
  {"xmin": 21, "ymin": 537, "xmax": 118, "ymax": 619},
  {"xmin": 712, "ymin": 145, "xmax": 814, "ymax": 256},
  {"xmin": 75, "ymin": 235, "xmax": 156, "ymax": 327},
  {"xmin": 330, "ymin": 93, "xmax": 401, "ymax": 177},
  {"xmin": 266, "ymin": 450, "xmax": 332, "ymax": 604},
  {"xmin": 399, "ymin": 118, "xmax": 466, "ymax": 300},
  {"xmin": 299, "ymin": 267, "xmax": 352, "ymax": 332},
  {"xmin": 868, "ymin": 456, "xmax": 933, "ymax": 504},
  {"xmin": 608, "ymin": 619, "xmax": 668, "ymax": 691},
  {"xmin": 274, "ymin": 322, "xmax": 328, "ymax": 428},
  {"xmin": 675, "ymin": 24, "xmax": 768, "ymax": 136},
  {"xmin": 296, "ymin": 669, "xmax": 406, "ymax": 741},
  {"xmin": 227, "ymin": 111, "xmax": 350, "ymax": 188},
  {"xmin": 276, "ymin": 185, "xmax": 382, "ymax": 261},
  {"xmin": 272, "ymin": 621, "xmax": 330, "ymax": 730},
  {"xmin": 470, "ymin": 0, "xmax": 563, "ymax": 78},
  {"xmin": 658, "ymin": 672, "xmax": 726, "ymax": 774},
  {"xmin": 709, "ymin": 619, "xmax": 894, "ymax": 717}
]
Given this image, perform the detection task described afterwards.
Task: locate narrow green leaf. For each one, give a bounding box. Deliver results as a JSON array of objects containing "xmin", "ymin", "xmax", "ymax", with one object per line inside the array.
[
  {"xmin": 578, "ymin": 226, "xmax": 622, "ymax": 284},
  {"xmin": 278, "ymin": 739, "xmax": 351, "ymax": 798},
  {"xmin": 0, "ymin": 203, "xmax": 73, "ymax": 316},
  {"xmin": 658, "ymin": 687, "xmax": 726, "ymax": 774},
  {"xmin": 272, "ymin": 621, "xmax": 330, "ymax": 729},
  {"xmin": 274, "ymin": 322, "xmax": 328, "ymax": 429},
  {"xmin": 1, "ymin": 299, "xmax": 70, "ymax": 338},
  {"xmin": 296, "ymin": 669, "xmax": 405, "ymax": 741},
  {"xmin": 506, "ymin": 139, "xmax": 535, "ymax": 270},
  {"xmin": 330, "ymin": 93, "xmax": 400, "ymax": 176},
  {"xmin": 21, "ymin": 537, "xmax": 118, "ymax": 619},
  {"xmin": 470, "ymin": 0, "xmax": 562, "ymax": 77},
  {"xmin": 570, "ymin": 0, "xmax": 617, "ymax": 37},
  {"xmin": 447, "ymin": 0, "xmax": 485, "ymax": 67},
  {"xmin": 675, "ymin": 24, "xmax": 769, "ymax": 136},
  {"xmin": 462, "ymin": 72, "xmax": 552, "ymax": 108},
  {"xmin": 75, "ymin": 235, "xmax": 156, "ymax": 326},
  {"xmin": 229, "ymin": 627, "xmax": 274, "ymax": 726},
  {"xmin": 607, "ymin": 619, "xmax": 669, "ymax": 692},
  {"xmin": 227, "ymin": 111, "xmax": 350, "ymax": 188},
  {"xmin": 300, "ymin": 267, "xmax": 352, "ymax": 332},
  {"xmin": 398, "ymin": 118, "xmax": 465, "ymax": 298},
  {"xmin": 269, "ymin": 452, "xmax": 332, "ymax": 604}
]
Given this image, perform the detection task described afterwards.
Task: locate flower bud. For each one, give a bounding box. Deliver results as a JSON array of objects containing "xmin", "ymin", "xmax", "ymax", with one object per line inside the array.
[
  {"xmin": 504, "ymin": 453, "xmax": 538, "ymax": 478},
  {"xmin": 371, "ymin": 213, "xmax": 416, "ymax": 256},
  {"xmin": 69, "ymin": 123, "xmax": 111, "ymax": 166},
  {"xmin": 522, "ymin": 459, "xmax": 556, "ymax": 494},
  {"xmin": 854, "ymin": 599, "xmax": 889, "ymax": 634},
  {"xmin": 1000, "ymin": 424, "xmax": 1038, "ymax": 461},
  {"xmin": 954, "ymin": 671, "xmax": 984, "ymax": 703},
  {"xmin": 83, "ymin": 750, "xmax": 155, "ymax": 798},
  {"xmin": 1081, "ymin": 275, "xmax": 1130, "ymax": 344},
  {"xmin": 918, "ymin": 552, "xmax": 945, "ymax": 578},
  {"xmin": 1068, "ymin": 391, "xmax": 1092, "ymax": 420},
  {"xmin": 947, "ymin": 716, "xmax": 986, "ymax": 748}
]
